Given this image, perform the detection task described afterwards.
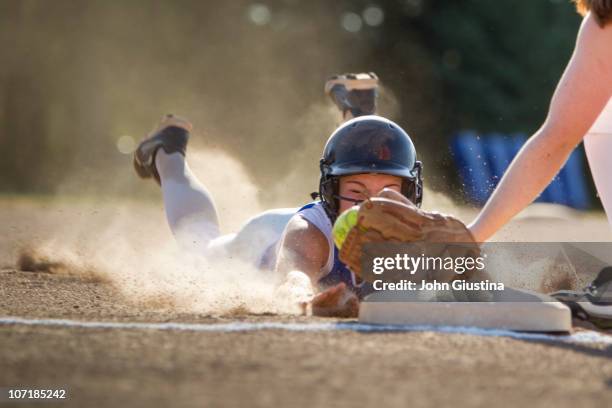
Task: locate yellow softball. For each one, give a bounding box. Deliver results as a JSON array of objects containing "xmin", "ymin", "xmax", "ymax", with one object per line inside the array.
[{"xmin": 332, "ymin": 206, "xmax": 359, "ymax": 249}]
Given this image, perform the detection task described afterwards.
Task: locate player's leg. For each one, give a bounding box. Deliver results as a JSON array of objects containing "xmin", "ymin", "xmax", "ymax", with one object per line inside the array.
[
  {"xmin": 324, "ymin": 72, "xmax": 379, "ymax": 122},
  {"xmin": 134, "ymin": 115, "xmax": 221, "ymax": 252},
  {"xmin": 208, "ymin": 208, "xmax": 296, "ymax": 266},
  {"xmin": 134, "ymin": 116, "xmax": 296, "ymax": 264},
  {"xmin": 155, "ymin": 150, "xmax": 221, "ymax": 250}
]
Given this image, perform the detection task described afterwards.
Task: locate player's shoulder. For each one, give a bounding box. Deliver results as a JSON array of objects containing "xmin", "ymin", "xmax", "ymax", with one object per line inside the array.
[
  {"xmin": 281, "ymin": 213, "xmax": 329, "ymax": 259},
  {"xmin": 285, "ymin": 212, "xmax": 325, "ymax": 237},
  {"xmin": 580, "ymin": 12, "xmax": 612, "ymax": 46},
  {"xmin": 574, "ymin": 12, "xmax": 612, "ymax": 83}
]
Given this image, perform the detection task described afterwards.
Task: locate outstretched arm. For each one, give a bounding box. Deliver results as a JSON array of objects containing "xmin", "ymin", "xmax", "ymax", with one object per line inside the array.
[
  {"xmin": 275, "ymin": 215, "xmax": 330, "ymax": 282},
  {"xmin": 275, "ymin": 215, "xmax": 359, "ymax": 317},
  {"xmin": 469, "ymin": 13, "xmax": 612, "ymax": 242}
]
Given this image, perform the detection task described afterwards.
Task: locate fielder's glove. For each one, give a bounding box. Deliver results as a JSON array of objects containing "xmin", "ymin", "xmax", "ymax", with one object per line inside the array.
[{"xmin": 334, "ymin": 189, "xmax": 482, "ymax": 284}]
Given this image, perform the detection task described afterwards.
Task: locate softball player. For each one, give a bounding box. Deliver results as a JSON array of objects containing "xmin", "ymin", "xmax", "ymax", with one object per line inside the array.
[{"xmin": 133, "ymin": 74, "xmax": 423, "ymax": 317}]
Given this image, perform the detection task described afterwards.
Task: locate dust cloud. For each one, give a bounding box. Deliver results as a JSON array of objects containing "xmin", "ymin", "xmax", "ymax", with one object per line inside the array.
[{"xmin": 14, "ymin": 198, "xmax": 305, "ymax": 316}]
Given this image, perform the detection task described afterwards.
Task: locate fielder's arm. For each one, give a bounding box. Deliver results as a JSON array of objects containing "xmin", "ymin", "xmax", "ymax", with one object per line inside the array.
[{"xmin": 469, "ymin": 13, "xmax": 612, "ymax": 242}]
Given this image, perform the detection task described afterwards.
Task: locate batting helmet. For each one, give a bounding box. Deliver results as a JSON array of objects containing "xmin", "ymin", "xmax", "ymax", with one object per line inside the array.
[{"xmin": 316, "ymin": 115, "xmax": 423, "ymax": 220}]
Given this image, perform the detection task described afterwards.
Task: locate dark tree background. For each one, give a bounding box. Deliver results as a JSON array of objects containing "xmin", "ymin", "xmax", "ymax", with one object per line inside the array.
[{"xmin": 0, "ymin": 0, "xmax": 583, "ymax": 206}]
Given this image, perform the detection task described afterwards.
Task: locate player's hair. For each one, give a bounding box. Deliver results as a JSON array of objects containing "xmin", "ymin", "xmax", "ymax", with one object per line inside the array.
[{"xmin": 574, "ymin": 0, "xmax": 612, "ymax": 26}]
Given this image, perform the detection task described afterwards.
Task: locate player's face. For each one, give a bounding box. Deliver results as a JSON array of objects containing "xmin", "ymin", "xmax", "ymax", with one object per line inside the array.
[{"xmin": 338, "ymin": 173, "xmax": 402, "ymax": 214}]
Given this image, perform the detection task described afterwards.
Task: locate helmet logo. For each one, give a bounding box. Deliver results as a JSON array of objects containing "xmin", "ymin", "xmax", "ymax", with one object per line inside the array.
[{"xmin": 377, "ymin": 145, "xmax": 391, "ymax": 160}]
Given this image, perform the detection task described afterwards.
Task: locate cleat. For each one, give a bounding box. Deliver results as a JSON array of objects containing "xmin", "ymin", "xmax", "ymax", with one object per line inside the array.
[
  {"xmin": 133, "ymin": 115, "xmax": 191, "ymax": 185},
  {"xmin": 324, "ymin": 72, "xmax": 379, "ymax": 118},
  {"xmin": 551, "ymin": 266, "xmax": 612, "ymax": 329}
]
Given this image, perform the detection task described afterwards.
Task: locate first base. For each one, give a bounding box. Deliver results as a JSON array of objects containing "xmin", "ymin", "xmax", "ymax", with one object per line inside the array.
[{"xmin": 359, "ymin": 287, "xmax": 571, "ymax": 332}]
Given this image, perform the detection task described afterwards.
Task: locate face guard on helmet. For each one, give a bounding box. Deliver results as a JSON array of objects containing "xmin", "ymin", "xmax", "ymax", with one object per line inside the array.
[{"xmin": 316, "ymin": 115, "xmax": 423, "ymax": 220}]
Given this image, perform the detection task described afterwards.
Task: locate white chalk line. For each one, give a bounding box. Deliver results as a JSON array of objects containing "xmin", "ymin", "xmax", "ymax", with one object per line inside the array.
[{"xmin": 1, "ymin": 316, "xmax": 611, "ymax": 345}]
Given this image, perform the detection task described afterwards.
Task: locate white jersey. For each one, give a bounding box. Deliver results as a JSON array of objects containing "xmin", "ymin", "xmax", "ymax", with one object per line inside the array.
[
  {"xmin": 218, "ymin": 202, "xmax": 335, "ymax": 274},
  {"xmin": 584, "ymin": 97, "xmax": 612, "ymax": 227}
]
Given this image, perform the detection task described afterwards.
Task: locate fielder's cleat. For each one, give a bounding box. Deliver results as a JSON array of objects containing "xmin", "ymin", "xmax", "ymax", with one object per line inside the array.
[
  {"xmin": 324, "ymin": 72, "xmax": 379, "ymax": 118},
  {"xmin": 551, "ymin": 266, "xmax": 612, "ymax": 329},
  {"xmin": 133, "ymin": 116, "xmax": 191, "ymax": 185}
]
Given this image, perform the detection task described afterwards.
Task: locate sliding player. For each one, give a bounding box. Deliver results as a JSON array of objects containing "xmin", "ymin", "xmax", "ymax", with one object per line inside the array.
[{"xmin": 133, "ymin": 74, "xmax": 424, "ymax": 317}]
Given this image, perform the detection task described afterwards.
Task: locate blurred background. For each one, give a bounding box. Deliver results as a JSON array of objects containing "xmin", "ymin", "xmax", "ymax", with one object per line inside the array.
[{"xmin": 0, "ymin": 0, "xmax": 593, "ymax": 213}]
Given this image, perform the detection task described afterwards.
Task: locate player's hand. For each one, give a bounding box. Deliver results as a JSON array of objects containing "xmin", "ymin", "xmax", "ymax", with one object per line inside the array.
[
  {"xmin": 311, "ymin": 282, "xmax": 359, "ymax": 318},
  {"xmin": 275, "ymin": 271, "xmax": 313, "ymax": 315}
]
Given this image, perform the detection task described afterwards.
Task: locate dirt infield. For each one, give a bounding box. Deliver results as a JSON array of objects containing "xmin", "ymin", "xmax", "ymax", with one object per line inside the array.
[
  {"xmin": 2, "ymin": 269, "xmax": 612, "ymax": 408},
  {"xmin": 1, "ymin": 198, "xmax": 612, "ymax": 407}
]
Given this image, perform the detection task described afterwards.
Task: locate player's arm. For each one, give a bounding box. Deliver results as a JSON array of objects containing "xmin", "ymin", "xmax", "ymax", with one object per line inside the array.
[
  {"xmin": 469, "ymin": 12, "xmax": 612, "ymax": 242},
  {"xmin": 275, "ymin": 214, "xmax": 329, "ymax": 283},
  {"xmin": 275, "ymin": 214, "xmax": 359, "ymax": 317}
]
